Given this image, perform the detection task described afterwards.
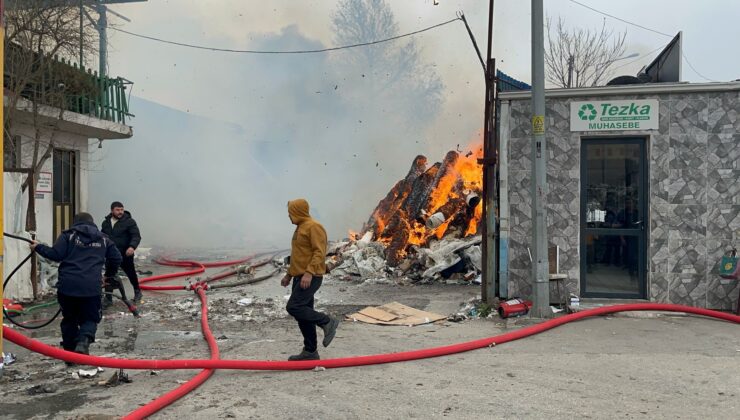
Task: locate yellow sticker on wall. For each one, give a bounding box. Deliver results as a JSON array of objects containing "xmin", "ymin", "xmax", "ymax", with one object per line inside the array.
[{"xmin": 532, "ymin": 115, "xmax": 545, "ymax": 135}]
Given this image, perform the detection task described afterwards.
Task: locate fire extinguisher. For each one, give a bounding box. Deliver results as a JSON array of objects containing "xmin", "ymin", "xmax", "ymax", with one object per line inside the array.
[{"xmin": 498, "ymin": 298, "xmax": 533, "ymax": 319}]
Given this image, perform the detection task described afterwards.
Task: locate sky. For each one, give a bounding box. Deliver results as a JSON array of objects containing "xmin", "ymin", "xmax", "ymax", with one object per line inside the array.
[{"xmin": 88, "ymin": 0, "xmax": 740, "ymax": 250}]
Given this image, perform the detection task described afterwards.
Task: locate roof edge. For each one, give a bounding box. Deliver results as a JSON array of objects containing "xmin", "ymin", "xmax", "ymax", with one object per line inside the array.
[{"xmin": 498, "ymin": 81, "xmax": 740, "ymax": 100}]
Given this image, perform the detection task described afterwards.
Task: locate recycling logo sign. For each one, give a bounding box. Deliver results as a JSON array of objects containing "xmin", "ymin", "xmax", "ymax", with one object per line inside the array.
[
  {"xmin": 578, "ymin": 104, "xmax": 597, "ymax": 121},
  {"xmin": 570, "ymin": 99, "xmax": 659, "ymax": 131}
]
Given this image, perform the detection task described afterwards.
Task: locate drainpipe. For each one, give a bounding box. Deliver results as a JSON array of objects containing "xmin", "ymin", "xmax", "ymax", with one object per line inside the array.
[{"xmin": 498, "ymin": 100, "xmax": 511, "ymax": 299}]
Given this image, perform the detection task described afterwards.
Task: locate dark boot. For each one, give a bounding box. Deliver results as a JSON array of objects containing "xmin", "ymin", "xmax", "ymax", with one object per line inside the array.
[
  {"xmin": 74, "ymin": 336, "xmax": 91, "ymax": 355},
  {"xmin": 133, "ymin": 290, "xmax": 143, "ymax": 303},
  {"xmin": 61, "ymin": 341, "xmax": 77, "ymax": 367},
  {"xmin": 320, "ymin": 317, "xmax": 340, "ymax": 348},
  {"xmin": 288, "ymin": 350, "xmax": 319, "ymax": 361}
]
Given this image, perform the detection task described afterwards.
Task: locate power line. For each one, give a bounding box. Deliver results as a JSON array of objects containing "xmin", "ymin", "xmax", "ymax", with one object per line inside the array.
[
  {"xmin": 567, "ymin": 0, "xmax": 719, "ymax": 81},
  {"xmin": 109, "ymin": 17, "xmax": 461, "ymax": 54},
  {"xmin": 567, "ymin": 0, "xmax": 672, "ymax": 38},
  {"xmin": 682, "ymin": 52, "xmax": 718, "ymax": 82}
]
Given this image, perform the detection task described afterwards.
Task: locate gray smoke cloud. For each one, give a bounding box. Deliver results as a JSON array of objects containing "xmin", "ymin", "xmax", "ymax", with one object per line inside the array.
[{"xmin": 90, "ymin": 9, "xmax": 480, "ymax": 250}]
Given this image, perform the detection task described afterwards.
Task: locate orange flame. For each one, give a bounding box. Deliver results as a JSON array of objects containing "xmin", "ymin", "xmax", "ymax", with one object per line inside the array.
[{"xmin": 362, "ymin": 138, "xmax": 484, "ymax": 256}]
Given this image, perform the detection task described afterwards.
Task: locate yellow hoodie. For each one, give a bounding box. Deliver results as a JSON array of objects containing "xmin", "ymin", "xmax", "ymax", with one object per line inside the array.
[{"xmin": 287, "ymin": 199, "xmax": 327, "ymax": 277}]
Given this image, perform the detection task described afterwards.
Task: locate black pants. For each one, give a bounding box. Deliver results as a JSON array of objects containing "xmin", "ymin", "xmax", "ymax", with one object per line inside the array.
[
  {"xmin": 121, "ymin": 255, "xmax": 140, "ymax": 290},
  {"xmin": 106, "ymin": 255, "xmax": 140, "ymax": 301},
  {"xmin": 58, "ymin": 292, "xmax": 102, "ymax": 350},
  {"xmin": 286, "ymin": 276, "xmax": 330, "ymax": 353}
]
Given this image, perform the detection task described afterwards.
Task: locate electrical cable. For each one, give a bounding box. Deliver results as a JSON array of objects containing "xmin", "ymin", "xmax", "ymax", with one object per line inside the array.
[
  {"xmin": 567, "ymin": 0, "xmax": 672, "ymax": 37},
  {"xmin": 109, "ymin": 18, "xmax": 461, "ymax": 54},
  {"xmin": 566, "ymin": 0, "xmax": 719, "ymax": 81}
]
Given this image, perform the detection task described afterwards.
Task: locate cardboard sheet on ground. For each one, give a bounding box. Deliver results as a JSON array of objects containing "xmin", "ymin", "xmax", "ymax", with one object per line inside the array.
[{"xmin": 347, "ymin": 302, "xmax": 446, "ymax": 326}]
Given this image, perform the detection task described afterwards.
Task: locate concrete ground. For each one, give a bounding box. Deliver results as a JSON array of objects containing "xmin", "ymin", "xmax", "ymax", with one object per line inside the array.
[{"xmin": 1, "ymin": 262, "xmax": 738, "ymax": 419}]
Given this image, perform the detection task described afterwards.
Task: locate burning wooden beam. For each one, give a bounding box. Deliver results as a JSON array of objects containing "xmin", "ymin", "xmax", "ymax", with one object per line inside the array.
[{"xmin": 360, "ymin": 147, "xmax": 483, "ymax": 267}]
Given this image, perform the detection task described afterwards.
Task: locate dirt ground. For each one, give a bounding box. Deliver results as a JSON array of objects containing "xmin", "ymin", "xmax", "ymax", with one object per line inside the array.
[{"xmin": 1, "ymin": 261, "xmax": 738, "ymax": 419}]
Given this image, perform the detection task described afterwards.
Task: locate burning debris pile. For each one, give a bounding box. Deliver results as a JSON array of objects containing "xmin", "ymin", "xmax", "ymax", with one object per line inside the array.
[{"xmin": 329, "ymin": 146, "xmax": 484, "ymax": 283}]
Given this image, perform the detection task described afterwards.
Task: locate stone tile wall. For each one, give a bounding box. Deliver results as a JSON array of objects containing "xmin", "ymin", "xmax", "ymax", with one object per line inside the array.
[{"xmin": 504, "ymin": 89, "xmax": 740, "ymax": 309}]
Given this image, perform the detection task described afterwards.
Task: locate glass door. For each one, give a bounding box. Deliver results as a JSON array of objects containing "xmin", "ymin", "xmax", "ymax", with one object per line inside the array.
[{"xmin": 581, "ymin": 138, "xmax": 647, "ymax": 298}]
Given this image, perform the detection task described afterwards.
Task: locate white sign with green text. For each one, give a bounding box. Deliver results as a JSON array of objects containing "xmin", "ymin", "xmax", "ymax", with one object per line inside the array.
[{"xmin": 570, "ymin": 99, "xmax": 659, "ymax": 131}]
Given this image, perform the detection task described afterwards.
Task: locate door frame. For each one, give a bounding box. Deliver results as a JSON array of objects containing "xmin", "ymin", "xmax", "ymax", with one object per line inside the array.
[
  {"xmin": 579, "ymin": 136, "xmax": 649, "ymax": 299},
  {"xmin": 52, "ymin": 148, "xmax": 78, "ymax": 239}
]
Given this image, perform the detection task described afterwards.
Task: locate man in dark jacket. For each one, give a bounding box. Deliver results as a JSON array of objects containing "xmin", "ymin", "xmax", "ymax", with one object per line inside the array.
[
  {"xmin": 32, "ymin": 213, "xmax": 122, "ymax": 355},
  {"xmin": 101, "ymin": 201, "xmax": 142, "ymax": 305}
]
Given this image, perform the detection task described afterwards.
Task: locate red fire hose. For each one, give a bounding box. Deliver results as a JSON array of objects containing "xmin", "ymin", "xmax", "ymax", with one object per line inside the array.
[
  {"xmin": 3, "ymin": 250, "xmax": 738, "ymax": 418},
  {"xmin": 137, "ymin": 260, "xmax": 206, "ymax": 291},
  {"xmin": 5, "ymin": 304, "xmax": 738, "ymax": 371},
  {"xmin": 121, "ymin": 287, "xmax": 219, "ymax": 420},
  {"xmin": 157, "ymin": 256, "xmax": 254, "ymax": 268}
]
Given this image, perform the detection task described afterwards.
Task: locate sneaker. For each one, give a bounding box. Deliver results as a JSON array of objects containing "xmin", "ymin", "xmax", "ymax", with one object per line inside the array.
[
  {"xmin": 102, "ymin": 298, "xmax": 113, "ymax": 309},
  {"xmin": 74, "ymin": 337, "xmax": 91, "ymax": 355},
  {"xmin": 133, "ymin": 290, "xmax": 143, "ymax": 303},
  {"xmin": 288, "ymin": 350, "xmax": 320, "ymax": 361},
  {"xmin": 321, "ymin": 317, "xmax": 340, "ymax": 348}
]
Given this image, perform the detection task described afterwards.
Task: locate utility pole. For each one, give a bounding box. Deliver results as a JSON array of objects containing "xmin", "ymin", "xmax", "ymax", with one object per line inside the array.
[
  {"xmin": 481, "ymin": 0, "xmax": 496, "ymax": 304},
  {"xmin": 0, "ymin": 0, "xmax": 6, "ymax": 378},
  {"xmin": 97, "ymin": 3, "xmax": 107, "ymax": 77},
  {"xmin": 567, "ymin": 55, "xmax": 574, "ymax": 88},
  {"xmin": 531, "ymin": 0, "xmax": 550, "ymax": 318},
  {"xmin": 79, "ymin": 0, "xmax": 84, "ymax": 66}
]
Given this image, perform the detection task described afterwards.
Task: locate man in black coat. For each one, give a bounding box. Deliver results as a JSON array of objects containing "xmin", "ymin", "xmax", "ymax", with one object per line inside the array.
[
  {"xmin": 32, "ymin": 212, "xmax": 122, "ymax": 355},
  {"xmin": 101, "ymin": 201, "xmax": 142, "ymax": 305}
]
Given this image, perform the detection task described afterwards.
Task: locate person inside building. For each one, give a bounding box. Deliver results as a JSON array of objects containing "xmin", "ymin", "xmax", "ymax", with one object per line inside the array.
[
  {"xmin": 101, "ymin": 201, "xmax": 142, "ymax": 307},
  {"xmin": 280, "ymin": 198, "xmax": 340, "ymax": 361},
  {"xmin": 31, "ymin": 212, "xmax": 122, "ymax": 356}
]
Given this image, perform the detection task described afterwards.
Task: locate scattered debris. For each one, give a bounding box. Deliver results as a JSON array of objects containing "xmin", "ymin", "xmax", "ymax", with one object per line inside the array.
[
  {"xmin": 99, "ymin": 369, "xmax": 132, "ymax": 387},
  {"xmin": 237, "ymin": 298, "xmax": 254, "ymax": 306},
  {"xmin": 449, "ymin": 298, "xmax": 497, "ymax": 321},
  {"xmin": 348, "ymin": 302, "xmax": 446, "ymax": 326},
  {"xmin": 3, "ymin": 352, "xmax": 18, "ymax": 366},
  {"xmin": 313, "ymin": 366, "xmax": 326, "ymax": 372},
  {"xmin": 27, "ymin": 383, "xmax": 59, "ymax": 395},
  {"xmin": 78, "ymin": 367, "xmax": 104, "ymax": 378},
  {"xmin": 150, "ymin": 370, "xmax": 162, "ymax": 376}
]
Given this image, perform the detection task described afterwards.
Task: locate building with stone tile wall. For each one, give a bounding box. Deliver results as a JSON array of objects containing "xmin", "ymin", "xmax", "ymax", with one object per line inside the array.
[{"xmin": 497, "ymin": 82, "xmax": 740, "ymax": 310}]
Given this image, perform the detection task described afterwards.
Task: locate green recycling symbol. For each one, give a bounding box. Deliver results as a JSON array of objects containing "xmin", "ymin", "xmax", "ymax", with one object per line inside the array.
[{"xmin": 578, "ymin": 104, "xmax": 597, "ymax": 121}]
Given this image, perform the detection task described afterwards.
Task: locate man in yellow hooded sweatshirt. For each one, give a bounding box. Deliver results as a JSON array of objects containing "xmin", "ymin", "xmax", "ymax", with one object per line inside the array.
[{"xmin": 281, "ymin": 199, "xmax": 339, "ymax": 361}]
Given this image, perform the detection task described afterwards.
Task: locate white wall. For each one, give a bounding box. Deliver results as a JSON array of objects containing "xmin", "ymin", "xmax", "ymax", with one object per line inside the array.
[{"xmin": 3, "ymin": 123, "xmax": 91, "ymax": 300}]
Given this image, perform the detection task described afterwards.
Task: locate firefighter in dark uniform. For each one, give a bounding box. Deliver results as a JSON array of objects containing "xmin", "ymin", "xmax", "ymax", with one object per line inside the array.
[{"xmin": 31, "ymin": 212, "xmax": 122, "ymax": 355}]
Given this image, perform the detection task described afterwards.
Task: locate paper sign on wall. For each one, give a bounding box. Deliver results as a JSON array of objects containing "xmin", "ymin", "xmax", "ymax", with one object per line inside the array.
[{"xmin": 36, "ymin": 171, "xmax": 52, "ymax": 193}]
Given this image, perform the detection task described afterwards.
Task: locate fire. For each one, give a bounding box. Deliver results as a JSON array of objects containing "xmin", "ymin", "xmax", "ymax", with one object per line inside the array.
[{"xmin": 356, "ymin": 139, "xmax": 484, "ymax": 265}]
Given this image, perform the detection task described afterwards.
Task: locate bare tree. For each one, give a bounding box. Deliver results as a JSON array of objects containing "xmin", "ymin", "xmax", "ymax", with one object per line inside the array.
[
  {"xmin": 545, "ymin": 17, "xmax": 627, "ymax": 88},
  {"xmin": 4, "ymin": 0, "xmax": 98, "ymax": 298},
  {"xmin": 332, "ymin": 0, "xmax": 443, "ymax": 122}
]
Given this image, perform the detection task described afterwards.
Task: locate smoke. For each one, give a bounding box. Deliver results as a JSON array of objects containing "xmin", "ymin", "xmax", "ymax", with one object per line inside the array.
[{"xmin": 91, "ymin": 16, "xmax": 479, "ymax": 250}]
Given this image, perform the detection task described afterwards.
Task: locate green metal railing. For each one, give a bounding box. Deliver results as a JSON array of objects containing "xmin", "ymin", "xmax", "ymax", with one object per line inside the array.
[
  {"xmin": 5, "ymin": 44, "xmax": 134, "ymax": 126},
  {"xmin": 55, "ymin": 57, "xmax": 134, "ymax": 125}
]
